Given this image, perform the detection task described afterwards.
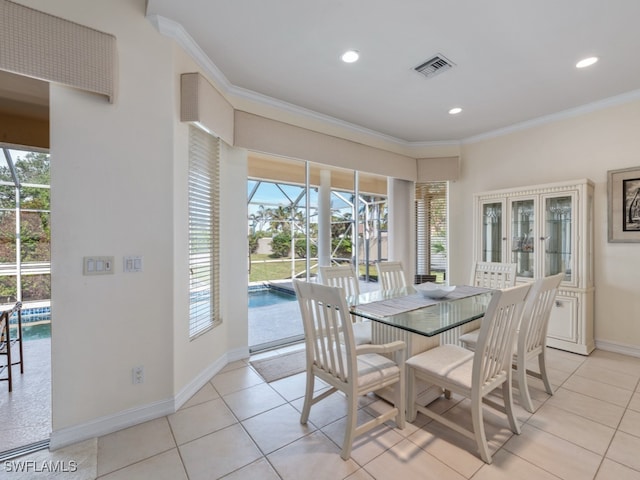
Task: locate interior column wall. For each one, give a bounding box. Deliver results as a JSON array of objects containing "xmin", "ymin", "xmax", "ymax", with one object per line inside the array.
[
  {"xmin": 47, "ymin": 0, "xmax": 176, "ymax": 438},
  {"xmin": 387, "ymin": 178, "xmax": 415, "ymax": 283},
  {"xmin": 171, "ymin": 46, "xmax": 248, "ymax": 406}
]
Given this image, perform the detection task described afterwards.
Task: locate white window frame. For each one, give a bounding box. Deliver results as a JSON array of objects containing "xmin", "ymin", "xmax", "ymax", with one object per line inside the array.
[{"xmin": 188, "ymin": 126, "xmax": 220, "ymax": 338}]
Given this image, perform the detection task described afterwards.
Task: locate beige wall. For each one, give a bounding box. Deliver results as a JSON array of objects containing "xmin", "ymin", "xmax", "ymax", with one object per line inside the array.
[
  {"xmin": 11, "ymin": 0, "xmax": 640, "ymax": 451},
  {"xmin": 29, "ymin": 0, "xmax": 249, "ymax": 446},
  {"xmin": 450, "ymin": 100, "xmax": 640, "ymax": 351},
  {"xmin": 45, "ymin": 0, "xmax": 176, "ymax": 435},
  {"xmin": 29, "ymin": 0, "xmax": 251, "ymax": 446}
]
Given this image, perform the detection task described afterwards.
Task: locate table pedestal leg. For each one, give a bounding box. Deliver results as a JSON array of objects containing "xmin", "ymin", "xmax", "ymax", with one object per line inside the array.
[{"xmin": 371, "ymin": 322, "xmax": 444, "ymax": 409}]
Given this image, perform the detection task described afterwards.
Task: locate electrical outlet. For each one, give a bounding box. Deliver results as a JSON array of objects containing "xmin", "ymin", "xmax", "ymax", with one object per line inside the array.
[{"xmin": 132, "ymin": 366, "xmax": 144, "ymax": 384}]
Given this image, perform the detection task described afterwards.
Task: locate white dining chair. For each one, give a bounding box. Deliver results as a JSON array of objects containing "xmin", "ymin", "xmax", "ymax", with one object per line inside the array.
[
  {"xmin": 318, "ymin": 264, "xmax": 371, "ymax": 344},
  {"xmin": 376, "ymin": 261, "xmax": 407, "ymax": 290},
  {"xmin": 318, "ymin": 264, "xmax": 361, "ymax": 297},
  {"xmin": 460, "ymin": 260, "xmax": 520, "ymax": 345},
  {"xmin": 471, "ymin": 261, "xmax": 517, "ymax": 289},
  {"xmin": 406, "ymin": 283, "xmax": 531, "ymax": 464},
  {"xmin": 459, "ymin": 272, "xmax": 564, "ymax": 412},
  {"xmin": 458, "ymin": 261, "xmax": 518, "ymax": 339},
  {"xmin": 293, "ymin": 280, "xmax": 406, "ymax": 460}
]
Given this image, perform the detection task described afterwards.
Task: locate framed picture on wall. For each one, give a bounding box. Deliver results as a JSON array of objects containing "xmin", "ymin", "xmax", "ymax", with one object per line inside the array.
[{"xmin": 608, "ymin": 166, "xmax": 640, "ymax": 242}]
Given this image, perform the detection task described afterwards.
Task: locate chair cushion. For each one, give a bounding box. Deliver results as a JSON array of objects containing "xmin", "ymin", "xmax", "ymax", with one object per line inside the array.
[
  {"xmin": 356, "ymin": 353, "xmax": 400, "ymax": 390},
  {"xmin": 406, "ymin": 345, "xmax": 474, "ymax": 390}
]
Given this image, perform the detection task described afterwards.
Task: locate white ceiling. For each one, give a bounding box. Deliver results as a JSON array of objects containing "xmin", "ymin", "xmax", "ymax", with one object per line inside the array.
[{"xmin": 146, "ymin": 0, "xmax": 640, "ymax": 144}]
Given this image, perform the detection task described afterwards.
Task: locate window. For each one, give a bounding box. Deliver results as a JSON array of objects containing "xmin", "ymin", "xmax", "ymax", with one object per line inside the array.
[
  {"xmin": 188, "ymin": 126, "xmax": 220, "ymax": 338},
  {"xmin": 415, "ymin": 182, "xmax": 448, "ymax": 282},
  {"xmin": 0, "ymin": 147, "xmax": 50, "ymax": 304}
]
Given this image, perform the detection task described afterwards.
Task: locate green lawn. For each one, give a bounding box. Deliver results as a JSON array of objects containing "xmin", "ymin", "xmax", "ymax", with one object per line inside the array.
[
  {"xmin": 248, "ymin": 254, "xmax": 445, "ymax": 284},
  {"xmin": 249, "ymin": 254, "xmax": 318, "ymax": 283}
]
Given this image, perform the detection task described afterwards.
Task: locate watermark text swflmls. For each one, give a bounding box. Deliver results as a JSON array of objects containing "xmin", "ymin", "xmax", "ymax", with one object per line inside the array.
[{"xmin": 4, "ymin": 460, "xmax": 78, "ymax": 473}]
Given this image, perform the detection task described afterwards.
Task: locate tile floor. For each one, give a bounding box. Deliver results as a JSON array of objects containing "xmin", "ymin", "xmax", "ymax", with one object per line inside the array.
[{"xmin": 6, "ymin": 345, "xmax": 640, "ymax": 480}]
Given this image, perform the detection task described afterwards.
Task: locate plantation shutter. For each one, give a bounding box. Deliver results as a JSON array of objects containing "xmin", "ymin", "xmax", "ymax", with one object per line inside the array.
[
  {"xmin": 415, "ymin": 182, "xmax": 448, "ymax": 281},
  {"xmin": 415, "ymin": 190, "xmax": 430, "ymax": 277},
  {"xmin": 188, "ymin": 126, "xmax": 220, "ymax": 338}
]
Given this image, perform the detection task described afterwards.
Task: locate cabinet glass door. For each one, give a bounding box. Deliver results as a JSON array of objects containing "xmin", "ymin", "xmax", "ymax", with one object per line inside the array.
[
  {"xmin": 481, "ymin": 201, "xmax": 503, "ymax": 262},
  {"xmin": 510, "ymin": 199, "xmax": 535, "ymax": 278},
  {"xmin": 544, "ymin": 195, "xmax": 573, "ymax": 282}
]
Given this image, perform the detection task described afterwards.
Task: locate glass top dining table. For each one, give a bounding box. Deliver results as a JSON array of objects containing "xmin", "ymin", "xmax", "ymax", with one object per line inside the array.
[{"xmin": 348, "ymin": 285, "xmax": 494, "ymax": 338}]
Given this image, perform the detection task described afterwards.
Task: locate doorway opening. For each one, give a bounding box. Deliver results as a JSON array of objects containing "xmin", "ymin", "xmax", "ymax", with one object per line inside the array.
[{"xmin": 0, "ymin": 146, "xmax": 51, "ymax": 456}]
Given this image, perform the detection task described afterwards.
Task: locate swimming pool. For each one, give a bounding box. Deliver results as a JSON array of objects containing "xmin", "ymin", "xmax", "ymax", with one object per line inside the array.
[
  {"xmin": 17, "ymin": 322, "xmax": 51, "ymax": 341},
  {"xmin": 10, "ymin": 288, "xmax": 298, "ymax": 342},
  {"xmin": 7, "ymin": 307, "xmax": 52, "ymax": 341},
  {"xmin": 248, "ymin": 285, "xmax": 302, "ymax": 350},
  {"xmin": 248, "ymin": 286, "xmax": 296, "ymax": 308}
]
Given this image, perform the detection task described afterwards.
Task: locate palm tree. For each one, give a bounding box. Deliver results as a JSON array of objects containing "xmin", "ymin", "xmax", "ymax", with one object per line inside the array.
[
  {"xmin": 269, "ymin": 205, "xmax": 292, "ymax": 233},
  {"xmin": 248, "ymin": 204, "xmax": 269, "ymax": 234}
]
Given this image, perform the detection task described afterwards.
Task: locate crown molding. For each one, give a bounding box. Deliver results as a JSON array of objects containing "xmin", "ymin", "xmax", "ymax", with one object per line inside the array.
[
  {"xmin": 148, "ymin": 14, "xmax": 640, "ymax": 150},
  {"xmin": 147, "ymin": 14, "xmax": 232, "ymax": 92},
  {"xmin": 227, "ymin": 83, "xmax": 417, "ymax": 147},
  {"xmin": 463, "ymin": 89, "xmax": 640, "ymax": 144},
  {"xmin": 147, "ymin": 14, "xmax": 460, "ymax": 151}
]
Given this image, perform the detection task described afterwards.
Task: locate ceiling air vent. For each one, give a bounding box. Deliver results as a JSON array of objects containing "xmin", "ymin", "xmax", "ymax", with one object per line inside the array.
[{"xmin": 414, "ymin": 54, "xmax": 455, "ymax": 79}]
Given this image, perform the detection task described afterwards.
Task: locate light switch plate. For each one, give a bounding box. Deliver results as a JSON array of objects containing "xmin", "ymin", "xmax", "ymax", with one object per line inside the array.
[
  {"xmin": 124, "ymin": 255, "xmax": 143, "ymax": 273},
  {"xmin": 83, "ymin": 256, "xmax": 114, "ymax": 275}
]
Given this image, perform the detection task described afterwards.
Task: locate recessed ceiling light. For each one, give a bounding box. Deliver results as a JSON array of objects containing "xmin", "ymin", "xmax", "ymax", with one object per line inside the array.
[
  {"xmin": 341, "ymin": 50, "xmax": 359, "ymax": 63},
  {"xmin": 576, "ymin": 57, "xmax": 598, "ymax": 68},
  {"xmin": 449, "ymin": 107, "xmax": 462, "ymax": 115}
]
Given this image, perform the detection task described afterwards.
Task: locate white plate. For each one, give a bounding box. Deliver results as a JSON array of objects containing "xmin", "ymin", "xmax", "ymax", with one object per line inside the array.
[{"xmin": 415, "ymin": 282, "xmax": 456, "ymax": 299}]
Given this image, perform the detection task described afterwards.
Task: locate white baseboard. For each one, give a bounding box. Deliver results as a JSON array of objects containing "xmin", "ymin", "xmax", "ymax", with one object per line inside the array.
[
  {"xmin": 49, "ymin": 345, "xmax": 251, "ymax": 451},
  {"xmin": 49, "ymin": 397, "xmax": 175, "ymax": 451},
  {"xmin": 174, "ymin": 346, "xmax": 249, "ymax": 409},
  {"xmin": 227, "ymin": 346, "xmax": 251, "ymax": 363},
  {"xmin": 595, "ymin": 339, "xmax": 640, "ymax": 358}
]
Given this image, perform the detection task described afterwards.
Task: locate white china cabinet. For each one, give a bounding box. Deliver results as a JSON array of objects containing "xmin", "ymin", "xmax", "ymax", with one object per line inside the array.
[{"xmin": 473, "ymin": 179, "xmax": 595, "ymax": 354}]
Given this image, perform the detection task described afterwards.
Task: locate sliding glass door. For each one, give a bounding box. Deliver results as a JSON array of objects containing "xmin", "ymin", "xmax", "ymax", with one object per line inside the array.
[{"xmin": 247, "ymin": 154, "xmax": 387, "ymax": 350}]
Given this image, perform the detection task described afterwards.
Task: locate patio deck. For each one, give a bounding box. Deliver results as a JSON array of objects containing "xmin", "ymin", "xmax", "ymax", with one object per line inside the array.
[
  {"xmin": 0, "ymin": 337, "xmax": 51, "ymax": 454},
  {"xmin": 248, "ymin": 279, "xmax": 379, "ymax": 351}
]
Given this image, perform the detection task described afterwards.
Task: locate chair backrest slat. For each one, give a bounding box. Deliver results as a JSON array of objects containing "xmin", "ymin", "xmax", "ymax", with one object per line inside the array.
[
  {"xmin": 376, "ymin": 261, "xmax": 407, "ymax": 290},
  {"xmin": 319, "ymin": 265, "xmax": 360, "ymax": 297},
  {"xmin": 474, "ymin": 284, "xmax": 530, "ymax": 387},
  {"xmin": 520, "ymin": 273, "xmax": 564, "ymax": 356},
  {"xmin": 294, "ymin": 280, "xmax": 355, "ymax": 383},
  {"xmin": 471, "ymin": 262, "xmax": 517, "ymax": 289}
]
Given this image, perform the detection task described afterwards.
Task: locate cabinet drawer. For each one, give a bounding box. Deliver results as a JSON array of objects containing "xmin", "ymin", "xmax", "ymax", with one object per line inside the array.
[{"xmin": 547, "ymin": 295, "xmax": 577, "ymax": 343}]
